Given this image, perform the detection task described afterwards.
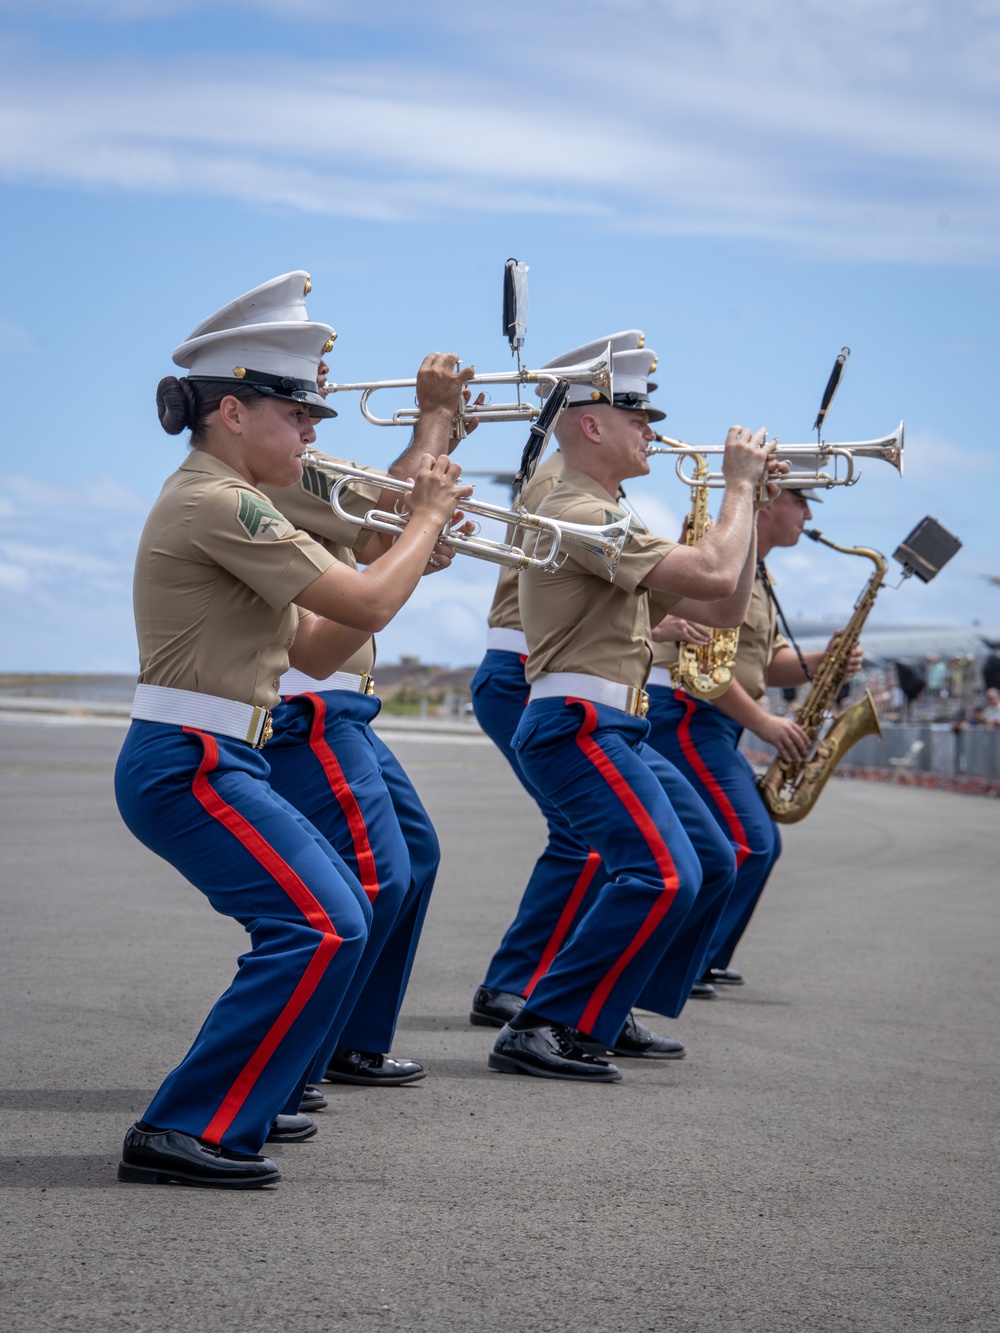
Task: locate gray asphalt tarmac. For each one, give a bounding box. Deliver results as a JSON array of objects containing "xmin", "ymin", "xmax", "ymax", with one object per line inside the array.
[{"xmin": 1, "ymin": 716, "xmax": 997, "ymax": 1333}]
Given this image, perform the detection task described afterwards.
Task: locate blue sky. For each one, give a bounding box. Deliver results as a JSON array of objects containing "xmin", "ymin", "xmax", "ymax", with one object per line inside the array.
[{"xmin": 1, "ymin": 0, "xmax": 999, "ymax": 671}]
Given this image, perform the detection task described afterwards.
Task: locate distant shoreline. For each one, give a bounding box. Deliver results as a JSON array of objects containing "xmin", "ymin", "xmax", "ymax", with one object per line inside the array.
[{"xmin": 0, "ymin": 673, "xmax": 138, "ymax": 702}]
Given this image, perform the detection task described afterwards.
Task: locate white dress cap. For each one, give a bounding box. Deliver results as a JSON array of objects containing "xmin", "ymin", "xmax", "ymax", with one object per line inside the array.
[
  {"xmin": 541, "ymin": 329, "xmax": 646, "ymax": 371},
  {"xmin": 184, "ymin": 271, "xmax": 319, "ymax": 340},
  {"xmin": 172, "ymin": 320, "xmax": 337, "ymax": 419},
  {"xmin": 537, "ymin": 330, "xmax": 649, "ymax": 407},
  {"xmin": 554, "ymin": 343, "xmax": 665, "ymax": 422}
]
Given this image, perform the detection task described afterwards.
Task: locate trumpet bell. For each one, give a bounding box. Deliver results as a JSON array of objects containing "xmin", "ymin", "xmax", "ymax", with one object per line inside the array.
[
  {"xmin": 534, "ymin": 347, "xmax": 614, "ymax": 398},
  {"xmin": 841, "ymin": 422, "xmax": 904, "ymax": 475},
  {"xmin": 544, "ymin": 512, "xmax": 632, "ymax": 581}
]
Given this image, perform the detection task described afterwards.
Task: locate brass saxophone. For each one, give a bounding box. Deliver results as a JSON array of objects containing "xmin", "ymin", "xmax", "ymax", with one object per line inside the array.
[
  {"xmin": 758, "ymin": 530, "xmax": 885, "ymax": 824},
  {"xmin": 669, "ymin": 455, "xmax": 740, "ymax": 700}
]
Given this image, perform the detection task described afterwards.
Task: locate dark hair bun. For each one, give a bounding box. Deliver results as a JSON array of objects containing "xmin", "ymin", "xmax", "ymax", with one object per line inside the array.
[{"xmin": 156, "ymin": 376, "xmax": 197, "ymax": 435}]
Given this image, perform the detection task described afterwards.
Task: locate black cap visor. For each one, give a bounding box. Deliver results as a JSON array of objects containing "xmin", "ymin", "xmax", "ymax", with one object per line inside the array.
[
  {"xmin": 190, "ymin": 369, "xmax": 336, "ymax": 420},
  {"xmin": 612, "ymin": 391, "xmax": 666, "ymax": 423}
]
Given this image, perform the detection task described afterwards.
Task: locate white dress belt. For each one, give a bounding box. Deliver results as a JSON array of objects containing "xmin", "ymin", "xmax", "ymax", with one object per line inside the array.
[
  {"xmin": 130, "ymin": 684, "xmax": 273, "ymax": 748},
  {"xmin": 279, "ymin": 668, "xmax": 376, "ymax": 696},
  {"xmin": 528, "ymin": 672, "xmax": 650, "ymax": 718},
  {"xmin": 646, "ymin": 666, "xmax": 674, "ymax": 688},
  {"xmin": 485, "ymin": 627, "xmax": 529, "ymax": 655}
]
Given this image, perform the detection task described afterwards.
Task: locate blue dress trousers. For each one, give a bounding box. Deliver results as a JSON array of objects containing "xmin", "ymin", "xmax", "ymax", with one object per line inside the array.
[
  {"xmin": 510, "ymin": 696, "xmax": 736, "ymax": 1045},
  {"xmin": 470, "ymin": 650, "xmax": 607, "ymax": 996},
  {"xmin": 114, "ymin": 721, "xmax": 371, "ymax": 1155},
  {"xmin": 265, "ymin": 688, "xmax": 439, "ymax": 1094},
  {"xmin": 644, "ymin": 686, "xmax": 782, "ymax": 971}
]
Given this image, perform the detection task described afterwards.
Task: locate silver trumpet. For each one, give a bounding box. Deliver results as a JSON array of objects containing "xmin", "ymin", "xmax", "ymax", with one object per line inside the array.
[
  {"xmin": 301, "ymin": 454, "xmax": 631, "ymax": 579},
  {"xmin": 321, "ymin": 346, "xmax": 614, "ymax": 433},
  {"xmin": 646, "ymin": 423, "xmax": 904, "ymax": 490}
]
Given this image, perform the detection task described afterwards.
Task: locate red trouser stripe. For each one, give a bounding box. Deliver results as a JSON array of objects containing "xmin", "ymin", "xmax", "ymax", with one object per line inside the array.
[
  {"xmin": 674, "ymin": 691, "xmax": 751, "ymax": 867},
  {"xmin": 523, "ymin": 849, "xmax": 602, "ymax": 998},
  {"xmin": 302, "ymin": 692, "xmax": 381, "ymax": 905},
  {"xmin": 570, "ymin": 700, "xmax": 681, "ymax": 1034},
  {"xmin": 184, "ymin": 728, "xmax": 345, "ymax": 1145}
]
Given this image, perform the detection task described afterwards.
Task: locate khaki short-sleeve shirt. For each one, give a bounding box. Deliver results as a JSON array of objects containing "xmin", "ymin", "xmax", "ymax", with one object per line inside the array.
[
  {"xmin": 134, "ymin": 451, "xmax": 336, "ymax": 707},
  {"xmin": 520, "ymin": 467, "xmax": 679, "ymax": 688},
  {"xmin": 263, "ymin": 448, "xmax": 383, "ymax": 677},
  {"xmin": 486, "ymin": 451, "xmax": 565, "ymax": 632},
  {"xmin": 652, "ymin": 565, "xmax": 789, "ymax": 700}
]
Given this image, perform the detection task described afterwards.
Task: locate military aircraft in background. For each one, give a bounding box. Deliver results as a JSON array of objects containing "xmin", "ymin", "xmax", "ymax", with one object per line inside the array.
[{"xmin": 791, "ymin": 621, "xmax": 1000, "ymax": 664}]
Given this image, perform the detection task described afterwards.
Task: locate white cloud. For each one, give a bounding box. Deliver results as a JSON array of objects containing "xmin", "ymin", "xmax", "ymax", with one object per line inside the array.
[
  {"xmin": 0, "ymin": 0, "xmax": 997, "ymax": 260},
  {"xmin": 0, "ymin": 471, "xmax": 145, "ymax": 670},
  {"xmin": 3, "ymin": 473, "xmax": 150, "ymax": 513}
]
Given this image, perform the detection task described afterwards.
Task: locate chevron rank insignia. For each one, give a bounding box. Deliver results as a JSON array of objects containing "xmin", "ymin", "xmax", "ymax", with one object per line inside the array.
[
  {"xmin": 301, "ymin": 463, "xmax": 333, "ymax": 504},
  {"xmin": 236, "ymin": 491, "xmax": 291, "ymax": 540}
]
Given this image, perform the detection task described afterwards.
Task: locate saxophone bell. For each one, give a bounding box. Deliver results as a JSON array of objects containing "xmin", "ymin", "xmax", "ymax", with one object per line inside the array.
[{"xmin": 757, "ymin": 531, "xmax": 888, "ymax": 822}]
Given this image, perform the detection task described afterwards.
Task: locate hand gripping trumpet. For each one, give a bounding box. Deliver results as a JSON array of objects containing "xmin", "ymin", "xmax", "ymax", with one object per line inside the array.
[
  {"xmin": 321, "ymin": 347, "xmax": 614, "ymax": 438},
  {"xmin": 645, "ymin": 424, "xmax": 904, "ymax": 491},
  {"xmin": 300, "ymin": 454, "xmax": 630, "ymax": 578}
]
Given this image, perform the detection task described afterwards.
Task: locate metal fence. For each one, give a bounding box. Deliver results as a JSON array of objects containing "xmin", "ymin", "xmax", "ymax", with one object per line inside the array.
[
  {"xmin": 745, "ymin": 721, "xmax": 1000, "ymax": 780},
  {"xmin": 845, "ymin": 722, "xmax": 1000, "ymax": 779}
]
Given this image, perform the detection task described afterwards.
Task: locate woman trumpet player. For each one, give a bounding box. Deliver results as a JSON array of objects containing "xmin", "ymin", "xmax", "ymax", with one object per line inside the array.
[
  {"xmin": 114, "ymin": 273, "xmax": 471, "ymax": 1189},
  {"xmin": 644, "ymin": 486, "xmax": 864, "ymax": 995}
]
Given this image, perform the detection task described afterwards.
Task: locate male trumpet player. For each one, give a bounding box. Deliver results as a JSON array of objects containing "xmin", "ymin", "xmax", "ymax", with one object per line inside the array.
[
  {"xmin": 486, "ymin": 339, "xmax": 782, "ymax": 1081},
  {"xmin": 644, "ymin": 485, "xmax": 864, "ymax": 990},
  {"xmin": 469, "ymin": 333, "xmax": 689, "ymax": 1060}
]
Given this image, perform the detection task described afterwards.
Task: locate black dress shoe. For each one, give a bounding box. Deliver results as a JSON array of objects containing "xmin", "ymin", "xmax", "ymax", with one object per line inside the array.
[
  {"xmin": 266, "ymin": 1113, "xmax": 317, "ymax": 1143},
  {"xmin": 704, "ymin": 967, "xmax": 744, "ymax": 985},
  {"xmin": 469, "ymin": 986, "xmax": 525, "ymax": 1028},
  {"xmin": 608, "ymin": 1011, "xmax": 686, "ymax": 1059},
  {"xmin": 323, "ymin": 1049, "xmax": 426, "ymax": 1086},
  {"xmin": 117, "ymin": 1122, "xmax": 280, "ymax": 1189},
  {"xmin": 489, "ymin": 1021, "xmax": 622, "ymax": 1082},
  {"xmin": 689, "ymin": 981, "xmax": 718, "ymax": 999},
  {"xmin": 298, "ymin": 1084, "xmax": 328, "ymax": 1114},
  {"xmin": 570, "ymin": 1011, "xmax": 686, "ymax": 1060}
]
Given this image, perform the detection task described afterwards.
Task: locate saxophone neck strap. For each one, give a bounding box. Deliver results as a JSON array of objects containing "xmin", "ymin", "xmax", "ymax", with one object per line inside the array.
[{"xmin": 757, "ymin": 559, "xmax": 813, "ymax": 683}]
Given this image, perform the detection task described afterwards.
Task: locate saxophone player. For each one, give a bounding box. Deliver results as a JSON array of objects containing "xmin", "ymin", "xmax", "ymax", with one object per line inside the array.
[{"xmin": 644, "ymin": 487, "xmax": 864, "ymax": 993}]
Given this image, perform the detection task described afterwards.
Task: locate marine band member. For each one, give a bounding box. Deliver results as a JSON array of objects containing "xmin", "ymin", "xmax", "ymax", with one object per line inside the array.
[
  {"xmin": 486, "ymin": 340, "xmax": 781, "ymax": 1082},
  {"xmin": 645, "ymin": 486, "xmax": 863, "ymax": 988},
  {"xmin": 115, "ymin": 275, "xmax": 469, "ymax": 1188},
  {"xmin": 262, "ymin": 349, "xmax": 476, "ymax": 1100},
  {"xmin": 469, "ymin": 333, "xmax": 688, "ymax": 1060}
]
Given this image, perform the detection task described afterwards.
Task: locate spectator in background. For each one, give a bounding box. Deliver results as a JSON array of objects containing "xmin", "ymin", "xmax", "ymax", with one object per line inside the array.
[{"xmin": 927, "ymin": 655, "xmax": 949, "ymax": 705}]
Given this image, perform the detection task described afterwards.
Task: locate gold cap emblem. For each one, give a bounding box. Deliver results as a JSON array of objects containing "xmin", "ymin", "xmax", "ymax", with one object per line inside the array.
[
  {"xmin": 637, "ymin": 334, "xmax": 645, "ymax": 348},
  {"xmin": 321, "ymin": 333, "xmax": 337, "ymax": 354},
  {"xmin": 234, "ymin": 366, "xmax": 247, "ymax": 379},
  {"xmin": 304, "ymin": 278, "xmax": 312, "ymax": 295},
  {"xmin": 591, "ymin": 390, "xmax": 602, "ymax": 401}
]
